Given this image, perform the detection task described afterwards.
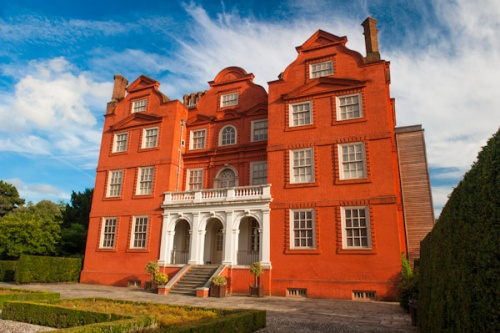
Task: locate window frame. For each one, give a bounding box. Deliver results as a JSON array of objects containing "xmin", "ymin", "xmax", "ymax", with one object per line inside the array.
[
  {"xmin": 219, "ymin": 125, "xmax": 237, "ymax": 146},
  {"xmin": 289, "ymin": 147, "xmax": 315, "ymax": 184},
  {"xmin": 341, "ymin": 206, "xmax": 371, "ymax": 249},
  {"xmin": 310, "ymin": 60, "xmax": 333, "ymax": 78},
  {"xmin": 215, "ymin": 167, "xmax": 238, "ymax": 188},
  {"xmin": 250, "ymin": 161, "xmax": 268, "ymax": 185},
  {"xmin": 220, "ymin": 92, "xmax": 239, "ymax": 107},
  {"xmin": 251, "ymin": 119, "xmax": 268, "ymax": 142},
  {"xmin": 106, "ymin": 170, "xmax": 123, "ymax": 198},
  {"xmin": 99, "ymin": 217, "xmax": 118, "ymax": 249},
  {"xmin": 130, "ymin": 216, "xmax": 149, "ymax": 249},
  {"xmin": 338, "ymin": 142, "xmax": 366, "ymax": 180},
  {"xmin": 336, "ymin": 93, "xmax": 363, "ymax": 121},
  {"xmin": 187, "ymin": 168, "xmax": 204, "ymax": 190},
  {"xmin": 289, "ymin": 101, "xmax": 313, "ymax": 127},
  {"xmin": 136, "ymin": 166, "xmax": 154, "ymax": 195},
  {"xmin": 132, "ymin": 99, "xmax": 148, "ymax": 113},
  {"xmin": 190, "ymin": 129, "xmax": 206, "ymax": 150},
  {"xmin": 290, "ymin": 209, "xmax": 316, "ymax": 249},
  {"xmin": 141, "ymin": 127, "xmax": 159, "ymax": 149},
  {"xmin": 112, "ymin": 132, "xmax": 128, "ymax": 153}
]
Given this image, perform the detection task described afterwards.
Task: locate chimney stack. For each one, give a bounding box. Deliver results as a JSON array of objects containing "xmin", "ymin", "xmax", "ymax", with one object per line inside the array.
[
  {"xmin": 362, "ymin": 17, "xmax": 381, "ymax": 62},
  {"xmin": 111, "ymin": 74, "xmax": 128, "ymax": 102}
]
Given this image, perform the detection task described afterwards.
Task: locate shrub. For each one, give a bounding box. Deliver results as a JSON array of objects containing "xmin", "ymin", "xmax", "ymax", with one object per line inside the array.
[
  {"xmin": 15, "ymin": 254, "xmax": 82, "ymax": 284},
  {"xmin": 211, "ymin": 275, "xmax": 227, "ymax": 286},
  {"xmin": 154, "ymin": 272, "xmax": 168, "ymax": 286},
  {"xmin": 0, "ymin": 260, "xmax": 16, "ymax": 281},
  {"xmin": 145, "ymin": 261, "xmax": 160, "ymax": 275},
  {"xmin": 0, "ymin": 288, "xmax": 60, "ymax": 307}
]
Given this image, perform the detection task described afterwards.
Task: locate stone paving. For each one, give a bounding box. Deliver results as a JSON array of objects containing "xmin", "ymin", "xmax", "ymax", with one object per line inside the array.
[{"xmin": 0, "ymin": 282, "xmax": 418, "ymax": 332}]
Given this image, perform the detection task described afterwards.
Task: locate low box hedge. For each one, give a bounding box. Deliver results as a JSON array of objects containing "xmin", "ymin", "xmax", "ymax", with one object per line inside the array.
[
  {"xmin": 0, "ymin": 287, "xmax": 60, "ymax": 307},
  {"xmin": 2, "ymin": 298, "xmax": 266, "ymax": 333}
]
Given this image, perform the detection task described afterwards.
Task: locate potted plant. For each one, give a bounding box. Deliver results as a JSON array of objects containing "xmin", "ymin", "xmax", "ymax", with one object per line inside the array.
[
  {"xmin": 249, "ymin": 261, "xmax": 264, "ymax": 297},
  {"xmin": 154, "ymin": 272, "xmax": 169, "ymax": 286},
  {"xmin": 209, "ymin": 275, "xmax": 227, "ymax": 297},
  {"xmin": 144, "ymin": 261, "xmax": 159, "ymax": 291}
]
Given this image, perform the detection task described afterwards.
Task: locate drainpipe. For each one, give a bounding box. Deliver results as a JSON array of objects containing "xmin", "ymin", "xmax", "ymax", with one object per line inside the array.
[{"xmin": 176, "ymin": 120, "xmax": 186, "ymax": 192}]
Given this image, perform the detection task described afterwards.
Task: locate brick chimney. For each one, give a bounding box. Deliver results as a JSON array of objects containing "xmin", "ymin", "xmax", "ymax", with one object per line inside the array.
[
  {"xmin": 111, "ymin": 74, "xmax": 128, "ymax": 102},
  {"xmin": 361, "ymin": 17, "xmax": 381, "ymax": 62}
]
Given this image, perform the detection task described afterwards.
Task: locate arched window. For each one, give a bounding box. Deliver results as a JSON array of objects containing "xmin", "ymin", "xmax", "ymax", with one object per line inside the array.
[
  {"xmin": 215, "ymin": 167, "xmax": 238, "ymax": 188},
  {"xmin": 219, "ymin": 126, "xmax": 236, "ymax": 146}
]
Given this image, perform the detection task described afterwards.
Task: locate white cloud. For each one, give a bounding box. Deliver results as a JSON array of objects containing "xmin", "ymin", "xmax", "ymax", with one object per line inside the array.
[
  {"xmin": 0, "ymin": 57, "xmax": 109, "ymax": 165},
  {"xmin": 5, "ymin": 178, "xmax": 70, "ymax": 203}
]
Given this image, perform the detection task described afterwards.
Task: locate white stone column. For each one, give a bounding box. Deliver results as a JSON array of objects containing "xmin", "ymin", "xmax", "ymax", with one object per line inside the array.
[
  {"xmin": 188, "ymin": 213, "xmax": 202, "ymax": 265},
  {"xmin": 260, "ymin": 210, "xmax": 272, "ymax": 268},
  {"xmin": 222, "ymin": 210, "xmax": 234, "ymax": 265},
  {"xmin": 158, "ymin": 214, "xmax": 173, "ymax": 266}
]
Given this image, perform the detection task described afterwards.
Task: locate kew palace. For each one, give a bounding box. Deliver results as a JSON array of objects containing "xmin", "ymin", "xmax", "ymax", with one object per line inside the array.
[{"xmin": 81, "ymin": 18, "xmax": 435, "ymax": 300}]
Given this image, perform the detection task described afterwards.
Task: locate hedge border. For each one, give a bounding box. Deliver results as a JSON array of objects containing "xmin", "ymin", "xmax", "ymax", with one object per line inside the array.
[
  {"xmin": 2, "ymin": 298, "xmax": 266, "ymax": 333},
  {"xmin": 15, "ymin": 254, "xmax": 82, "ymax": 284},
  {"xmin": 0, "ymin": 287, "xmax": 60, "ymax": 307},
  {"xmin": 0, "ymin": 261, "xmax": 16, "ymax": 282}
]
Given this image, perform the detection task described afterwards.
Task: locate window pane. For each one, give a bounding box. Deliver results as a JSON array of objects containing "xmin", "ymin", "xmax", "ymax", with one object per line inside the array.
[
  {"xmin": 341, "ymin": 143, "xmax": 365, "ymax": 180},
  {"xmin": 292, "ymin": 210, "xmax": 314, "ymax": 249},
  {"xmin": 343, "ymin": 207, "xmax": 370, "ymax": 249},
  {"xmin": 291, "ymin": 102, "xmax": 312, "ymax": 127}
]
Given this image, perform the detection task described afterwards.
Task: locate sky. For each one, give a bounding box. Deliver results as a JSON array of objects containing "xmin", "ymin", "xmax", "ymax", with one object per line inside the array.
[{"xmin": 0, "ymin": 0, "xmax": 499, "ymax": 218}]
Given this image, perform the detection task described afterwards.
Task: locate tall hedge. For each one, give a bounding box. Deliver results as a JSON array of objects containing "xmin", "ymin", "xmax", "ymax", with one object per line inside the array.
[
  {"xmin": 419, "ymin": 128, "xmax": 500, "ymax": 332},
  {"xmin": 0, "ymin": 260, "xmax": 16, "ymax": 281},
  {"xmin": 15, "ymin": 254, "xmax": 82, "ymax": 284}
]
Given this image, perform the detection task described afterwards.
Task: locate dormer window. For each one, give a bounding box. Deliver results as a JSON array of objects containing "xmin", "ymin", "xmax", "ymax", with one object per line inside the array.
[
  {"xmin": 310, "ymin": 60, "xmax": 333, "ymax": 78},
  {"xmin": 220, "ymin": 93, "xmax": 238, "ymax": 107},
  {"xmin": 132, "ymin": 99, "xmax": 147, "ymax": 113}
]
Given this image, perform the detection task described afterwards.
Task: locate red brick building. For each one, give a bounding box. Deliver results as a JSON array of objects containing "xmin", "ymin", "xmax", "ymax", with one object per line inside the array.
[{"xmin": 81, "ymin": 18, "xmax": 434, "ymax": 300}]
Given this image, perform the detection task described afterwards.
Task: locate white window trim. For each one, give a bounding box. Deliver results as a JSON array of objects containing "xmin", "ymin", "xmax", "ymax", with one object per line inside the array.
[
  {"xmin": 136, "ymin": 166, "xmax": 154, "ymax": 195},
  {"xmin": 141, "ymin": 127, "xmax": 159, "ymax": 149},
  {"xmin": 220, "ymin": 92, "xmax": 239, "ymax": 107},
  {"xmin": 341, "ymin": 206, "xmax": 371, "ymax": 249},
  {"xmin": 187, "ymin": 168, "xmax": 204, "ymax": 190},
  {"xmin": 130, "ymin": 216, "xmax": 149, "ymax": 249},
  {"xmin": 219, "ymin": 125, "xmax": 237, "ymax": 146},
  {"xmin": 310, "ymin": 60, "xmax": 333, "ymax": 78},
  {"xmin": 338, "ymin": 142, "xmax": 367, "ymax": 180},
  {"xmin": 189, "ymin": 129, "xmax": 207, "ymax": 150},
  {"xmin": 99, "ymin": 217, "xmax": 117, "ymax": 249},
  {"xmin": 250, "ymin": 161, "xmax": 268, "ymax": 185},
  {"xmin": 106, "ymin": 170, "xmax": 123, "ymax": 197},
  {"xmin": 289, "ymin": 101, "xmax": 313, "ymax": 127},
  {"xmin": 112, "ymin": 132, "xmax": 128, "ymax": 153},
  {"xmin": 214, "ymin": 166, "xmax": 239, "ymax": 188},
  {"xmin": 336, "ymin": 93, "xmax": 363, "ymax": 121},
  {"xmin": 251, "ymin": 119, "xmax": 268, "ymax": 142},
  {"xmin": 132, "ymin": 99, "xmax": 148, "ymax": 113},
  {"xmin": 289, "ymin": 209, "xmax": 316, "ymax": 249},
  {"xmin": 289, "ymin": 147, "xmax": 315, "ymax": 184}
]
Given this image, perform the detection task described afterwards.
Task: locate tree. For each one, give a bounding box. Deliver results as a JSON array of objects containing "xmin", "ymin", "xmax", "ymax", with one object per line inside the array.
[
  {"xmin": 0, "ymin": 180, "xmax": 25, "ymax": 217},
  {"xmin": 0, "ymin": 211, "xmax": 61, "ymax": 260},
  {"xmin": 60, "ymin": 188, "xmax": 93, "ymax": 256}
]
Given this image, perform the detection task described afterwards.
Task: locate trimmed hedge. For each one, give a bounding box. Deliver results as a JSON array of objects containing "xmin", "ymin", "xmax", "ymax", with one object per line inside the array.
[
  {"xmin": 2, "ymin": 301, "xmax": 142, "ymax": 330},
  {"xmin": 0, "ymin": 288, "xmax": 60, "ymax": 307},
  {"xmin": 0, "ymin": 260, "xmax": 16, "ymax": 281},
  {"xmin": 419, "ymin": 128, "xmax": 500, "ymax": 332},
  {"xmin": 3, "ymin": 298, "xmax": 266, "ymax": 333},
  {"xmin": 159, "ymin": 310, "xmax": 266, "ymax": 333},
  {"xmin": 15, "ymin": 254, "xmax": 82, "ymax": 284}
]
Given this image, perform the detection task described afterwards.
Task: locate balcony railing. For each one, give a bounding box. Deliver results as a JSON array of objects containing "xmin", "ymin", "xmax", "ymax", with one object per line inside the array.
[
  {"xmin": 237, "ymin": 250, "xmax": 260, "ymax": 265},
  {"xmin": 171, "ymin": 250, "xmax": 189, "ymax": 265},
  {"xmin": 163, "ymin": 184, "xmax": 271, "ymax": 206}
]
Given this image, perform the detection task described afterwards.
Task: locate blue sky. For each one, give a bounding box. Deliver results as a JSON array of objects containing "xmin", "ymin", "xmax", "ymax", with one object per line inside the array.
[{"xmin": 1, "ymin": 0, "xmax": 499, "ymax": 217}]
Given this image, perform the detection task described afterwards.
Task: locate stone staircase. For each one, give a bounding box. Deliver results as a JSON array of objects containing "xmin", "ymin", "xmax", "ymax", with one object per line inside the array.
[{"xmin": 169, "ymin": 265, "xmax": 219, "ymax": 296}]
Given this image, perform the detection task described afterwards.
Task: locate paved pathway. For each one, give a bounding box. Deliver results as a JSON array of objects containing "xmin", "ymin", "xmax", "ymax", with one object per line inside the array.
[{"xmin": 0, "ymin": 282, "xmax": 417, "ymax": 332}]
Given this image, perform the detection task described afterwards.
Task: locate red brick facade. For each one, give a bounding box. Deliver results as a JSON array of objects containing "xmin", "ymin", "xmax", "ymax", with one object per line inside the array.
[{"xmin": 81, "ymin": 18, "xmax": 433, "ymax": 301}]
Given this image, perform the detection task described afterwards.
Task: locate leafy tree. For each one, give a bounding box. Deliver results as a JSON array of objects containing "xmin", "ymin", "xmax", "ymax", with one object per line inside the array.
[
  {"xmin": 60, "ymin": 188, "xmax": 93, "ymax": 256},
  {"xmin": 0, "ymin": 180, "xmax": 25, "ymax": 216},
  {"xmin": 0, "ymin": 211, "xmax": 61, "ymax": 260}
]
